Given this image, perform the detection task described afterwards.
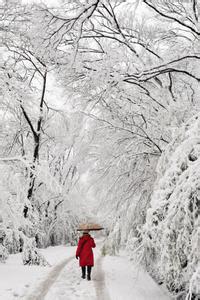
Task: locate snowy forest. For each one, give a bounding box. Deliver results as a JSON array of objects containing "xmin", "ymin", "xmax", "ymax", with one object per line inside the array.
[{"xmin": 0, "ymin": 0, "xmax": 200, "ymax": 299}]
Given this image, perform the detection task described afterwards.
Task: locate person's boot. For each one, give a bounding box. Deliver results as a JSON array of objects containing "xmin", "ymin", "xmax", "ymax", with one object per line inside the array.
[
  {"xmin": 87, "ymin": 266, "xmax": 92, "ymax": 281},
  {"xmin": 87, "ymin": 274, "xmax": 91, "ymax": 281},
  {"xmin": 81, "ymin": 267, "xmax": 86, "ymax": 279}
]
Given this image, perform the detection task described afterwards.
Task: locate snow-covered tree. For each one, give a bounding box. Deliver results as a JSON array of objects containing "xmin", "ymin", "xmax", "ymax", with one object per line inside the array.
[
  {"xmin": 141, "ymin": 113, "xmax": 200, "ymax": 298},
  {"xmin": 0, "ymin": 2, "xmax": 87, "ymax": 263}
]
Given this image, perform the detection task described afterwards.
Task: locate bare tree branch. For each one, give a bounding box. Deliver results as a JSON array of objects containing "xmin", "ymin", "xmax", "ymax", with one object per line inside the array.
[{"xmin": 143, "ymin": 0, "xmax": 200, "ymax": 36}]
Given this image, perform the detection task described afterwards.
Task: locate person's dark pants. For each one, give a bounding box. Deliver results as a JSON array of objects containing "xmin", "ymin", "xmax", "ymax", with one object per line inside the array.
[{"xmin": 81, "ymin": 266, "xmax": 92, "ymax": 280}]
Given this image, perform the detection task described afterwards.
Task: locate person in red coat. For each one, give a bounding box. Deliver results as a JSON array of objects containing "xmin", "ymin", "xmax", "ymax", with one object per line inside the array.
[{"xmin": 76, "ymin": 231, "xmax": 96, "ymax": 280}]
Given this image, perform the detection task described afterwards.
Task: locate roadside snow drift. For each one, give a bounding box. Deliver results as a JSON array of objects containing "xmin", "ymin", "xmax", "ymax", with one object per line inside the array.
[{"xmin": 143, "ymin": 114, "xmax": 200, "ymax": 298}]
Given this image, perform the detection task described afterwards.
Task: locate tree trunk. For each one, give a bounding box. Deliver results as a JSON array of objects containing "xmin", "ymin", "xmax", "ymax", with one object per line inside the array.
[{"xmin": 22, "ymin": 71, "xmax": 47, "ymax": 218}]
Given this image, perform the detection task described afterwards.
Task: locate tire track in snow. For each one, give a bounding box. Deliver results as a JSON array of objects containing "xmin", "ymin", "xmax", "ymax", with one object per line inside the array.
[
  {"xmin": 93, "ymin": 256, "xmax": 111, "ymax": 300},
  {"xmin": 25, "ymin": 257, "xmax": 73, "ymax": 300}
]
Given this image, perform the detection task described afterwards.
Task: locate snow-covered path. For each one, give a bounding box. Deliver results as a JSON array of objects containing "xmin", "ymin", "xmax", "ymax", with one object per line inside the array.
[
  {"xmin": 26, "ymin": 257, "xmax": 73, "ymax": 300},
  {"xmin": 38, "ymin": 247, "xmax": 111, "ymax": 300},
  {"xmin": 103, "ymin": 254, "xmax": 171, "ymax": 300},
  {"xmin": 0, "ymin": 244, "xmax": 171, "ymax": 300},
  {"xmin": 23, "ymin": 246, "xmax": 171, "ymax": 300},
  {"xmin": 93, "ymin": 256, "xmax": 111, "ymax": 300}
]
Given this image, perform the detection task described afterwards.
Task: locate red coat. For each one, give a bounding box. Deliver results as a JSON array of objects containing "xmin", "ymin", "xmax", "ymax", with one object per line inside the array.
[{"xmin": 76, "ymin": 234, "xmax": 96, "ymax": 267}]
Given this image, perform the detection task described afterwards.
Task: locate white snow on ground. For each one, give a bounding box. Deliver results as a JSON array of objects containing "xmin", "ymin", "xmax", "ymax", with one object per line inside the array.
[
  {"xmin": 0, "ymin": 242, "xmax": 171, "ymax": 300},
  {"xmin": 0, "ymin": 245, "xmax": 75, "ymax": 300},
  {"xmin": 103, "ymin": 254, "xmax": 171, "ymax": 300},
  {"xmin": 44, "ymin": 259, "xmax": 97, "ymax": 300}
]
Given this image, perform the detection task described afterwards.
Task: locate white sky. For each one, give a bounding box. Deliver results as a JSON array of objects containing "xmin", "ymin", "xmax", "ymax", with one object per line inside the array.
[{"xmin": 22, "ymin": 0, "xmax": 60, "ymax": 5}]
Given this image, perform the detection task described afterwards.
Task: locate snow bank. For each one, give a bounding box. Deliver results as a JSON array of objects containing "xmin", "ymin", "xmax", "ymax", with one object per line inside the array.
[
  {"xmin": 102, "ymin": 253, "xmax": 170, "ymax": 300},
  {"xmin": 0, "ymin": 245, "xmax": 74, "ymax": 300},
  {"xmin": 142, "ymin": 114, "xmax": 200, "ymax": 298}
]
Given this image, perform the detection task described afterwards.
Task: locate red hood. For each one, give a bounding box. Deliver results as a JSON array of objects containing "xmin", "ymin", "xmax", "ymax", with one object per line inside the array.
[{"xmin": 81, "ymin": 234, "xmax": 92, "ymax": 241}]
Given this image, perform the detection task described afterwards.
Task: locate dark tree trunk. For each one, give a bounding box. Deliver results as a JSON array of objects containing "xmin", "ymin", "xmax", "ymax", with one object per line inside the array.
[{"xmin": 22, "ymin": 71, "xmax": 47, "ymax": 218}]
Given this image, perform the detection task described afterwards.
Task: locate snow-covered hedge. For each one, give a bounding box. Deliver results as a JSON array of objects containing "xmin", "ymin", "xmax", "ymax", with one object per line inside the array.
[
  {"xmin": 142, "ymin": 114, "xmax": 200, "ymax": 299},
  {"xmin": 22, "ymin": 238, "xmax": 49, "ymax": 266}
]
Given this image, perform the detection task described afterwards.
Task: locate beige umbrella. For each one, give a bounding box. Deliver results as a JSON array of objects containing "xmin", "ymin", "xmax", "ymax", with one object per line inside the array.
[{"xmin": 77, "ymin": 223, "xmax": 104, "ymax": 231}]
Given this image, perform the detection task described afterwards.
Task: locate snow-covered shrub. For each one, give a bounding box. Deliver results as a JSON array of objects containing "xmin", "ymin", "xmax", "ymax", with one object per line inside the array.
[
  {"xmin": 0, "ymin": 245, "xmax": 8, "ymax": 263},
  {"xmin": 4, "ymin": 228, "xmax": 22, "ymax": 254},
  {"xmin": 187, "ymin": 265, "xmax": 200, "ymax": 300},
  {"xmin": 0, "ymin": 227, "xmax": 8, "ymax": 263},
  {"xmin": 142, "ymin": 114, "xmax": 200, "ymax": 297},
  {"xmin": 22, "ymin": 238, "xmax": 49, "ymax": 266},
  {"xmin": 102, "ymin": 222, "xmax": 121, "ymax": 255},
  {"xmin": 101, "ymin": 190, "xmax": 152, "ymax": 256}
]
